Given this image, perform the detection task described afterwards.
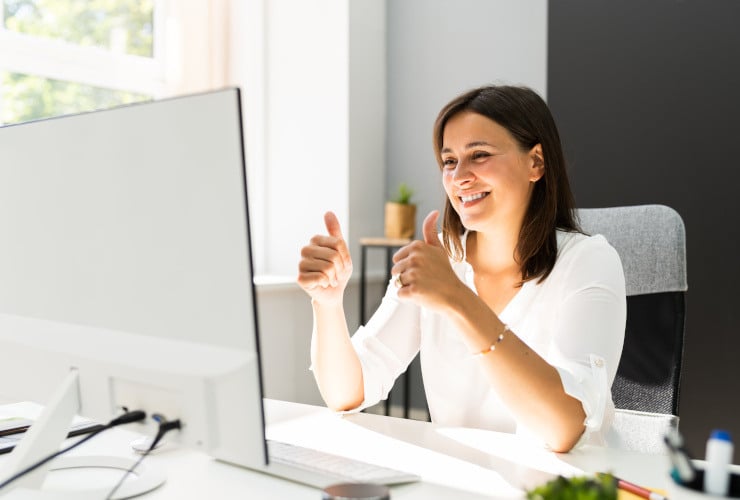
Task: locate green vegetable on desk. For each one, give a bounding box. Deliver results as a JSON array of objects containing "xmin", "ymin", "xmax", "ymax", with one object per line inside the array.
[{"xmin": 526, "ymin": 473, "xmax": 617, "ymax": 500}]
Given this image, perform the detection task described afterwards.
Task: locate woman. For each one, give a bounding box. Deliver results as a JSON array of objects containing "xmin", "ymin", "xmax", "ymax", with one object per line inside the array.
[{"xmin": 297, "ymin": 85, "xmax": 625, "ymax": 453}]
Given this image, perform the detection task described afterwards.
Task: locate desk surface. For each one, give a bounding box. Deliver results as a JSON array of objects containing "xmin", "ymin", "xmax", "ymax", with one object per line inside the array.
[{"xmin": 0, "ymin": 399, "xmax": 671, "ymax": 499}]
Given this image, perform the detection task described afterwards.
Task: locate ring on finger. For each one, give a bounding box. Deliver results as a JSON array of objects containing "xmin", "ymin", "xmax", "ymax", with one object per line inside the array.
[{"xmin": 394, "ymin": 273, "xmax": 404, "ymax": 289}]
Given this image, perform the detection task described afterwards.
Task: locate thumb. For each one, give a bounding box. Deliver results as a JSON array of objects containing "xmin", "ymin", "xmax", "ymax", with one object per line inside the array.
[
  {"xmin": 324, "ymin": 211, "xmax": 344, "ymax": 239},
  {"xmin": 422, "ymin": 210, "xmax": 442, "ymax": 247}
]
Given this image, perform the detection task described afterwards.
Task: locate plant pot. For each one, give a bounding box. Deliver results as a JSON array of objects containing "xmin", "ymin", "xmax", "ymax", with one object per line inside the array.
[{"xmin": 384, "ymin": 202, "xmax": 416, "ymax": 239}]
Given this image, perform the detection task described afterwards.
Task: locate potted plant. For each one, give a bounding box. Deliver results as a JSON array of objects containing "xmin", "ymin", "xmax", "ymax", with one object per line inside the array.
[{"xmin": 384, "ymin": 182, "xmax": 416, "ymax": 239}]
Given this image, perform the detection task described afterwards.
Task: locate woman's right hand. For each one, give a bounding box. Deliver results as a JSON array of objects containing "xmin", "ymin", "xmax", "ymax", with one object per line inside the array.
[{"xmin": 297, "ymin": 211, "xmax": 353, "ymax": 305}]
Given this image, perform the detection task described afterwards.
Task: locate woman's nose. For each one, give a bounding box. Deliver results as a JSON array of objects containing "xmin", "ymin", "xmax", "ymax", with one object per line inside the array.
[{"xmin": 453, "ymin": 161, "xmax": 474, "ymax": 184}]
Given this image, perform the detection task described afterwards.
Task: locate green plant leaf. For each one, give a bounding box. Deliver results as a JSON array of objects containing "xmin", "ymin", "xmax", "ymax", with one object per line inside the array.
[
  {"xmin": 525, "ymin": 474, "xmax": 617, "ymax": 500},
  {"xmin": 393, "ymin": 182, "xmax": 414, "ymax": 204}
]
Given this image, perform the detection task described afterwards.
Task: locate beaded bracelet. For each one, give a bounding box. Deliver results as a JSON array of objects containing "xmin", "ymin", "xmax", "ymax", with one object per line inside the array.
[{"xmin": 472, "ymin": 324, "xmax": 509, "ymax": 358}]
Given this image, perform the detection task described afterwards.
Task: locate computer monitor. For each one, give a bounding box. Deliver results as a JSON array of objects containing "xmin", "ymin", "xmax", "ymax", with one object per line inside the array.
[{"xmin": 0, "ymin": 89, "xmax": 268, "ymax": 493}]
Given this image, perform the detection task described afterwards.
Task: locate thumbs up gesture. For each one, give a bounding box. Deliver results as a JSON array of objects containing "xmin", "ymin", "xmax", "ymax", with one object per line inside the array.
[
  {"xmin": 391, "ymin": 210, "xmax": 464, "ymax": 310},
  {"xmin": 297, "ymin": 211, "xmax": 353, "ymax": 305},
  {"xmin": 422, "ymin": 210, "xmax": 444, "ymax": 248}
]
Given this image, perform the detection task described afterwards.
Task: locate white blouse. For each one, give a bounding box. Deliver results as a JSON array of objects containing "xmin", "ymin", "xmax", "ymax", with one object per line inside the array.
[{"xmin": 347, "ymin": 230, "xmax": 626, "ymax": 445}]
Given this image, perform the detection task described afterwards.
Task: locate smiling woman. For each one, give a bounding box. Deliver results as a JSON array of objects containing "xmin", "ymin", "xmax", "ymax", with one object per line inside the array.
[{"xmin": 298, "ymin": 84, "xmax": 627, "ymax": 453}]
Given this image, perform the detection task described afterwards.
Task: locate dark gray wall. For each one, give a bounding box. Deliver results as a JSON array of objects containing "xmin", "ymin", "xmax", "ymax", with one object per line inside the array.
[{"xmin": 548, "ymin": 0, "xmax": 740, "ymax": 455}]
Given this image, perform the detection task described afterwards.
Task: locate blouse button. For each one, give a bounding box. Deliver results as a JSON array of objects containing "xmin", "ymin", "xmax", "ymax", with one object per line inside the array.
[{"xmin": 594, "ymin": 358, "xmax": 604, "ymax": 368}]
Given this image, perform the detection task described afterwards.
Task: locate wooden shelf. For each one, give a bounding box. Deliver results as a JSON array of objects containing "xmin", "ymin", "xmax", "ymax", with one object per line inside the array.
[{"xmin": 359, "ymin": 236, "xmax": 412, "ymax": 247}]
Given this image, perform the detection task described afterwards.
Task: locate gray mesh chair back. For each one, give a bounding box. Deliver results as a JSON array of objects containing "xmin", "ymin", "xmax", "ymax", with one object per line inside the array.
[{"xmin": 577, "ymin": 205, "xmax": 687, "ymax": 415}]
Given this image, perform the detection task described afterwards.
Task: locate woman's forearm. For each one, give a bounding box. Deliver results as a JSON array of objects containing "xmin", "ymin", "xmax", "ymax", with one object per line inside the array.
[
  {"xmin": 310, "ymin": 300, "xmax": 365, "ymax": 411},
  {"xmin": 445, "ymin": 290, "xmax": 586, "ymax": 452}
]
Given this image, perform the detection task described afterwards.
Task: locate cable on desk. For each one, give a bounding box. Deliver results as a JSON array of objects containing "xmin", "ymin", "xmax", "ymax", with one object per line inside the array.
[
  {"xmin": 0, "ymin": 410, "xmax": 147, "ymax": 492},
  {"xmin": 105, "ymin": 413, "xmax": 181, "ymax": 500}
]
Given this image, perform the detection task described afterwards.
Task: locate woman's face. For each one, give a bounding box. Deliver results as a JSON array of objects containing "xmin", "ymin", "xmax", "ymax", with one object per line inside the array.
[{"xmin": 440, "ymin": 111, "xmax": 543, "ymax": 233}]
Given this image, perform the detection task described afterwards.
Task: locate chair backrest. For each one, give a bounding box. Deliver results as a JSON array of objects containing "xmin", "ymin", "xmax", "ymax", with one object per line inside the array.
[
  {"xmin": 576, "ymin": 205, "xmax": 687, "ymax": 415},
  {"xmin": 606, "ymin": 409, "xmax": 679, "ymax": 453}
]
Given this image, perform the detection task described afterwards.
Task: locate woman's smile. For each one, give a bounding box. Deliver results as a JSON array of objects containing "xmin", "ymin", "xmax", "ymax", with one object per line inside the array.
[{"xmin": 460, "ymin": 191, "xmax": 490, "ymax": 205}]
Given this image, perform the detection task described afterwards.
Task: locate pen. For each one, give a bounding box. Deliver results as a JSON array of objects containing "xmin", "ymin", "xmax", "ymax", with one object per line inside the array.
[
  {"xmin": 664, "ymin": 428, "xmax": 697, "ymax": 484},
  {"xmin": 597, "ymin": 473, "xmax": 667, "ymax": 500}
]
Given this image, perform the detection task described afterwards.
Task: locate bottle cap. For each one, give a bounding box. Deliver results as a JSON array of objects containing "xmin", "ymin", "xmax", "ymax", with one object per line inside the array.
[{"xmin": 710, "ymin": 429, "xmax": 732, "ymax": 442}]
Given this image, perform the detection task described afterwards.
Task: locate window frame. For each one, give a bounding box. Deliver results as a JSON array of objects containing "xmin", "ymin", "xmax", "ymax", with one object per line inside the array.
[{"xmin": 0, "ymin": 0, "xmax": 168, "ymax": 123}]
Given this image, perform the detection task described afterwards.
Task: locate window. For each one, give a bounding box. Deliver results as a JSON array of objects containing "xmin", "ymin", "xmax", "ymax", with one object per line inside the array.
[{"xmin": 0, "ymin": 0, "xmax": 164, "ymax": 125}]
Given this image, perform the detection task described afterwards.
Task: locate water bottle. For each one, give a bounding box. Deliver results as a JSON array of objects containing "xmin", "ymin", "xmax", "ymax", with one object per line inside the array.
[{"xmin": 704, "ymin": 429, "xmax": 733, "ymax": 496}]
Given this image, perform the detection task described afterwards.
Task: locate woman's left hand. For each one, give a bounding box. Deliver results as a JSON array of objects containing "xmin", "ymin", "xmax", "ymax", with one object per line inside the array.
[{"xmin": 391, "ymin": 210, "xmax": 469, "ymax": 311}]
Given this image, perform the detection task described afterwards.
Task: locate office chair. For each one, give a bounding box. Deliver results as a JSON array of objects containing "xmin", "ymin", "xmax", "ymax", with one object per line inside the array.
[{"xmin": 577, "ymin": 205, "xmax": 688, "ymax": 452}]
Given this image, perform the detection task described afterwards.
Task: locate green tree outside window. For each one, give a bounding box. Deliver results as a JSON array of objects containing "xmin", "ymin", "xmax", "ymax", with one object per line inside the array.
[{"xmin": 1, "ymin": 0, "xmax": 155, "ymax": 125}]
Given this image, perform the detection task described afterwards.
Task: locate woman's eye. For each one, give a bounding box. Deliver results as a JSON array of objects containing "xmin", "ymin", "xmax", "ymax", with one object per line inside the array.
[
  {"xmin": 472, "ymin": 151, "xmax": 491, "ymax": 160},
  {"xmin": 442, "ymin": 158, "xmax": 457, "ymax": 168}
]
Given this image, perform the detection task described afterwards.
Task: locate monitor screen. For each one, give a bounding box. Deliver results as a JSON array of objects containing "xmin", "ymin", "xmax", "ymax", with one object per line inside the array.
[{"xmin": 0, "ymin": 89, "xmax": 258, "ymax": 352}]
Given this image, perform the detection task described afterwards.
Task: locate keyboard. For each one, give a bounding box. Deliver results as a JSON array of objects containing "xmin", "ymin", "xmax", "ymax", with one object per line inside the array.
[{"xmin": 267, "ymin": 439, "xmax": 420, "ymax": 485}]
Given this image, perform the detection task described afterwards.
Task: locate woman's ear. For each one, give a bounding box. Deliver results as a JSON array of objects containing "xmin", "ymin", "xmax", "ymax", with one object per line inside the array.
[{"xmin": 529, "ymin": 144, "xmax": 545, "ymax": 182}]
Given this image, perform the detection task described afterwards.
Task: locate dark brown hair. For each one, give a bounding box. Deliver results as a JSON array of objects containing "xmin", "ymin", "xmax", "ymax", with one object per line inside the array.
[{"xmin": 432, "ymin": 85, "xmax": 580, "ymax": 284}]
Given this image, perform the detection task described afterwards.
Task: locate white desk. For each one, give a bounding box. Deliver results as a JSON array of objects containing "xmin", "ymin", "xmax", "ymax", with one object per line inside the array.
[{"xmin": 0, "ymin": 399, "xmax": 671, "ymax": 499}]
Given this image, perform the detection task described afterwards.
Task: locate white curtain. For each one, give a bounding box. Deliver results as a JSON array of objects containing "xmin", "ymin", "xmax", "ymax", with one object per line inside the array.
[{"xmin": 163, "ymin": 0, "xmax": 233, "ymax": 95}]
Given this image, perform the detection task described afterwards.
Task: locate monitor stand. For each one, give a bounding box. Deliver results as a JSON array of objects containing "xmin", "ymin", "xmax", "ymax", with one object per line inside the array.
[
  {"xmin": 0, "ymin": 369, "xmax": 80, "ymax": 492},
  {"xmin": 0, "ymin": 369, "xmax": 165, "ymax": 499}
]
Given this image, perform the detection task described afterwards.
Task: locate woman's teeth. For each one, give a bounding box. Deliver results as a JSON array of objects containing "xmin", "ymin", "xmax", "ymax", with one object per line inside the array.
[{"xmin": 461, "ymin": 192, "xmax": 487, "ymax": 203}]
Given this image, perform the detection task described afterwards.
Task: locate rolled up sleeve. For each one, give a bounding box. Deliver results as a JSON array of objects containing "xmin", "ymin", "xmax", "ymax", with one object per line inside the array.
[
  {"xmin": 343, "ymin": 281, "xmax": 423, "ymax": 413},
  {"xmin": 548, "ymin": 236, "xmax": 626, "ymax": 442}
]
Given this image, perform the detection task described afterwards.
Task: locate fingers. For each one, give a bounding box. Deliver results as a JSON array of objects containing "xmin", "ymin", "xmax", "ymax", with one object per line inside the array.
[
  {"xmin": 422, "ymin": 210, "xmax": 442, "ymax": 247},
  {"xmin": 297, "ymin": 267, "xmax": 334, "ymax": 290},
  {"xmin": 392, "ymin": 210, "xmax": 441, "ymax": 265},
  {"xmin": 324, "ymin": 211, "xmax": 343, "ymax": 238},
  {"xmin": 300, "ymin": 238, "xmax": 343, "ymax": 287},
  {"xmin": 297, "ymin": 212, "xmax": 354, "ymax": 295},
  {"xmin": 323, "ymin": 211, "xmax": 352, "ymax": 269}
]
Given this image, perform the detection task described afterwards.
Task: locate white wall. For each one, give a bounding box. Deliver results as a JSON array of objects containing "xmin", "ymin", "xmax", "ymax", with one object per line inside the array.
[
  {"xmin": 256, "ymin": 0, "xmax": 386, "ymax": 278},
  {"xmin": 348, "ymin": 1, "xmax": 387, "ymax": 257},
  {"xmin": 253, "ymin": 0, "xmax": 388, "ymax": 404},
  {"xmin": 263, "ymin": 0, "xmax": 349, "ymax": 276}
]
